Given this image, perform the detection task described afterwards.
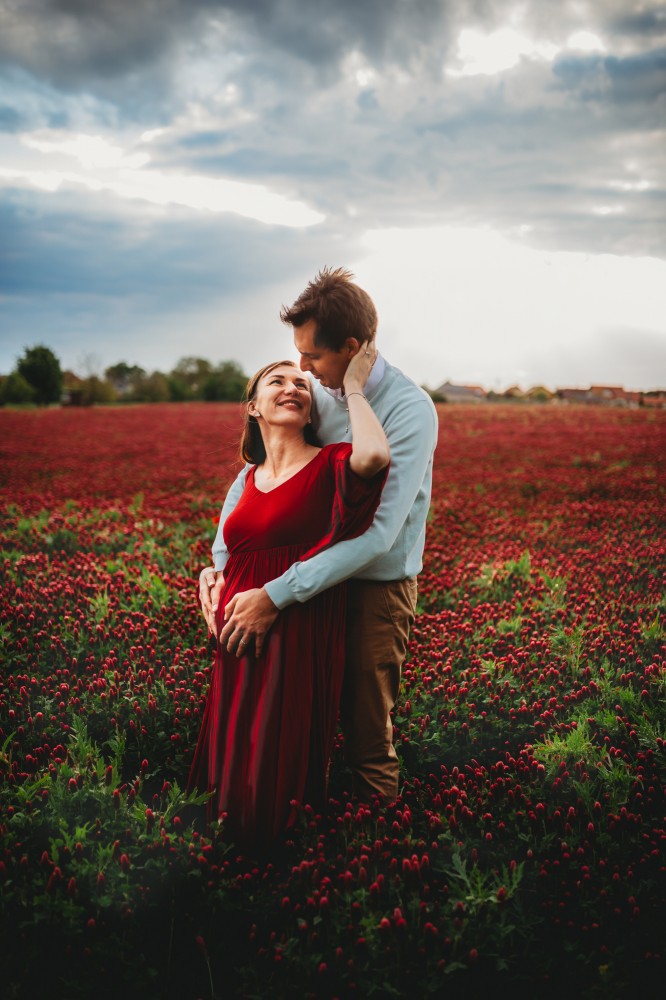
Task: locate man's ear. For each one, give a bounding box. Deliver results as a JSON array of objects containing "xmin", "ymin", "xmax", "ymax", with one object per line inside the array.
[{"xmin": 345, "ymin": 337, "xmax": 361, "ymax": 356}]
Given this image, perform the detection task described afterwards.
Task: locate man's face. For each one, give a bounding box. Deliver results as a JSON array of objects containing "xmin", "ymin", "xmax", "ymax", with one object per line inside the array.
[{"xmin": 294, "ymin": 319, "xmax": 352, "ymax": 391}]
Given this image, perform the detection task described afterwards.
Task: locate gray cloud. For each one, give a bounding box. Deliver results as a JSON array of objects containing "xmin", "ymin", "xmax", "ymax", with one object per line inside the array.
[
  {"xmin": 609, "ymin": 6, "xmax": 666, "ymax": 38},
  {"xmin": 0, "ymin": 183, "xmax": 365, "ymax": 373},
  {"xmin": 1, "ymin": 0, "xmax": 664, "ymax": 387},
  {"xmin": 0, "ymin": 184, "xmax": 344, "ymax": 299},
  {"xmin": 0, "ymin": 0, "xmax": 450, "ymax": 90},
  {"xmin": 552, "ymin": 48, "xmax": 666, "ymax": 106}
]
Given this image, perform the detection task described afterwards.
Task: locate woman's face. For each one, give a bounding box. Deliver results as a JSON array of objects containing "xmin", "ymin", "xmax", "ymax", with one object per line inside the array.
[{"xmin": 249, "ymin": 364, "xmax": 313, "ymax": 429}]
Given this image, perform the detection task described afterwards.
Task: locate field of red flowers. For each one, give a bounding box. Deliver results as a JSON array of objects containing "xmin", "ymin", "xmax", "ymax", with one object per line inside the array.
[{"xmin": 1, "ymin": 401, "xmax": 664, "ymax": 999}]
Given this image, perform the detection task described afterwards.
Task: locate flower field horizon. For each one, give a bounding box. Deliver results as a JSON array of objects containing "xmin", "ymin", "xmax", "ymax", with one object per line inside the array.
[{"xmin": 1, "ymin": 401, "xmax": 664, "ymax": 999}]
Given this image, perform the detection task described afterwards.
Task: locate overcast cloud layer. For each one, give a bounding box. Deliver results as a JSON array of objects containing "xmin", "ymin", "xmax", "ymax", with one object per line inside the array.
[{"xmin": 1, "ymin": 0, "xmax": 665, "ymax": 389}]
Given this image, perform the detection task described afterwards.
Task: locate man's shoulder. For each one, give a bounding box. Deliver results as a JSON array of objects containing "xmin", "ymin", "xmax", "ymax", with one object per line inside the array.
[
  {"xmin": 383, "ymin": 361, "xmax": 432, "ymax": 398},
  {"xmin": 377, "ymin": 362, "xmax": 438, "ymax": 416}
]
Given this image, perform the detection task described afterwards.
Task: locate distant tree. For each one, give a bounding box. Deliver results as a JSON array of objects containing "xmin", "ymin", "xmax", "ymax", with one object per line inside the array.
[
  {"xmin": 169, "ymin": 357, "xmax": 213, "ymax": 400},
  {"xmin": 422, "ymin": 385, "xmax": 446, "ymax": 403},
  {"xmin": 105, "ymin": 362, "xmax": 146, "ymax": 399},
  {"xmin": 17, "ymin": 345, "xmax": 62, "ymax": 404},
  {"xmin": 202, "ymin": 361, "xmax": 248, "ymax": 402},
  {"xmin": 81, "ymin": 375, "xmax": 116, "ymax": 405},
  {"xmin": 166, "ymin": 373, "xmax": 190, "ymax": 402},
  {"xmin": 0, "ymin": 371, "xmax": 36, "ymax": 405},
  {"xmin": 137, "ymin": 371, "xmax": 170, "ymax": 402}
]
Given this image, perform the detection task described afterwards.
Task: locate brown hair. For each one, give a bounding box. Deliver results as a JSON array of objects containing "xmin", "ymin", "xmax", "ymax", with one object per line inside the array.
[
  {"xmin": 240, "ymin": 360, "xmax": 320, "ymax": 465},
  {"xmin": 279, "ymin": 266, "xmax": 377, "ymax": 351}
]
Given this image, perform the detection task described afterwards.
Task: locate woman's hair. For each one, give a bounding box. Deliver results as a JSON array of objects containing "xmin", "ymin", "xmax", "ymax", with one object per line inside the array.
[
  {"xmin": 279, "ymin": 266, "xmax": 377, "ymax": 350},
  {"xmin": 240, "ymin": 360, "xmax": 321, "ymax": 465}
]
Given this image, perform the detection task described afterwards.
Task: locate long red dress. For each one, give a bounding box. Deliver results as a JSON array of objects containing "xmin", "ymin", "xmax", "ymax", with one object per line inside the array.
[{"xmin": 188, "ymin": 443, "xmax": 386, "ymax": 848}]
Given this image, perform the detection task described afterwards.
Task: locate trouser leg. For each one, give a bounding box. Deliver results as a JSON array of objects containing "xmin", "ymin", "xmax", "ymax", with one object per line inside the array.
[{"xmin": 341, "ymin": 577, "xmax": 417, "ymax": 802}]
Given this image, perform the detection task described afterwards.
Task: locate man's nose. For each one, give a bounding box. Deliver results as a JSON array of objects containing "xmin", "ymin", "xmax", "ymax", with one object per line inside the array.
[{"xmin": 299, "ymin": 356, "xmax": 312, "ymax": 372}]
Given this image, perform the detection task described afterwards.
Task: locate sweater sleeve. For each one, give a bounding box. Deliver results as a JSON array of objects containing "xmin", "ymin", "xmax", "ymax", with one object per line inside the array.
[
  {"xmin": 264, "ymin": 395, "xmax": 437, "ymax": 608},
  {"xmin": 211, "ymin": 466, "xmax": 249, "ymax": 572}
]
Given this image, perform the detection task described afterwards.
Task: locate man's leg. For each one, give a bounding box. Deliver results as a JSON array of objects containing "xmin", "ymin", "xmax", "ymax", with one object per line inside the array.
[{"xmin": 341, "ymin": 577, "xmax": 417, "ymax": 802}]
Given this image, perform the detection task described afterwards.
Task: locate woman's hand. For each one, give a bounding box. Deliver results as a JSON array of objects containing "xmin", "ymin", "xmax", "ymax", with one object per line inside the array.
[
  {"xmin": 342, "ymin": 337, "xmax": 390, "ymax": 479},
  {"xmin": 343, "ymin": 336, "xmax": 377, "ymax": 395},
  {"xmin": 199, "ymin": 566, "xmax": 224, "ymax": 636}
]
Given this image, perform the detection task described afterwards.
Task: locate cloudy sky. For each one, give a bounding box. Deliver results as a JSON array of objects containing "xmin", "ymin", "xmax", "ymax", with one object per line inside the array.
[{"xmin": 1, "ymin": 0, "xmax": 665, "ymax": 391}]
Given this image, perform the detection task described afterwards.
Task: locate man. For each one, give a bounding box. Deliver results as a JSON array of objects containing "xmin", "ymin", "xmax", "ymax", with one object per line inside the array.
[{"xmin": 200, "ymin": 267, "xmax": 438, "ymax": 803}]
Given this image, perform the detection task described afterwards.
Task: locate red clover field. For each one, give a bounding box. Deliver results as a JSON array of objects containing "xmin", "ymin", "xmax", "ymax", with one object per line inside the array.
[{"xmin": 1, "ymin": 402, "xmax": 664, "ymax": 999}]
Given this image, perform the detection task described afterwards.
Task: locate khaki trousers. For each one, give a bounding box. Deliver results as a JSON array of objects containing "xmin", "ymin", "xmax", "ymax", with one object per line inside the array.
[{"xmin": 340, "ymin": 577, "xmax": 418, "ymax": 802}]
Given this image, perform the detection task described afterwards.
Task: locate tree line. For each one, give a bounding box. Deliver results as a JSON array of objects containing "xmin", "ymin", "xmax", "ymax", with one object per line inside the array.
[{"xmin": 0, "ymin": 345, "xmax": 249, "ymax": 406}]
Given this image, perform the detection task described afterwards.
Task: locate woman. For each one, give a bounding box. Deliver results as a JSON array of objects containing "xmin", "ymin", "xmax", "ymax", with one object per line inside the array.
[{"xmin": 188, "ymin": 355, "xmax": 389, "ymax": 848}]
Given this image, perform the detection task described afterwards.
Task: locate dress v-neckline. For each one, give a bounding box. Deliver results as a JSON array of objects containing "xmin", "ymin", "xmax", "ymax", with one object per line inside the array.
[{"xmin": 250, "ymin": 448, "xmax": 323, "ymax": 495}]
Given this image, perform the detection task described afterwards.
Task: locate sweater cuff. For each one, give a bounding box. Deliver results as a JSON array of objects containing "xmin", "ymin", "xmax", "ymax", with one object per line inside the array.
[{"xmin": 264, "ymin": 577, "xmax": 295, "ymax": 610}]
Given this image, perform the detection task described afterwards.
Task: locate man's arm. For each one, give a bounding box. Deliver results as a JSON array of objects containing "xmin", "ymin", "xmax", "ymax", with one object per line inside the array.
[
  {"xmin": 266, "ymin": 396, "xmax": 437, "ymax": 606},
  {"xmin": 211, "ymin": 466, "xmax": 248, "ymax": 571},
  {"xmin": 199, "ymin": 467, "xmax": 248, "ymax": 634},
  {"xmin": 219, "ymin": 395, "xmax": 437, "ymax": 655}
]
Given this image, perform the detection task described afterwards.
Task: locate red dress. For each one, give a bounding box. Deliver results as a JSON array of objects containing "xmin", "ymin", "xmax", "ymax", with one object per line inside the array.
[{"xmin": 188, "ymin": 443, "xmax": 386, "ymax": 848}]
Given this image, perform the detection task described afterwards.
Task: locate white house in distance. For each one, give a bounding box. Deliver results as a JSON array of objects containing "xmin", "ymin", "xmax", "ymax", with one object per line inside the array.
[{"xmin": 433, "ymin": 380, "xmax": 487, "ymax": 403}]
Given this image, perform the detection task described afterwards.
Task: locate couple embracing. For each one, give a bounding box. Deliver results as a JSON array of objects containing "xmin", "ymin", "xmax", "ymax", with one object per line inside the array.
[{"xmin": 191, "ymin": 267, "xmax": 438, "ymax": 849}]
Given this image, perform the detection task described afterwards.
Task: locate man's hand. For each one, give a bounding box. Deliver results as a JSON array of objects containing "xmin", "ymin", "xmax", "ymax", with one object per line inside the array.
[
  {"xmin": 199, "ymin": 567, "xmax": 224, "ymax": 636},
  {"xmin": 219, "ymin": 587, "xmax": 278, "ymax": 658}
]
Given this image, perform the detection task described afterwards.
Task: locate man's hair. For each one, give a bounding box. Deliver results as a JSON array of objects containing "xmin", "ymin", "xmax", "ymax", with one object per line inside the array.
[
  {"xmin": 240, "ymin": 360, "xmax": 320, "ymax": 465},
  {"xmin": 280, "ymin": 266, "xmax": 377, "ymax": 350}
]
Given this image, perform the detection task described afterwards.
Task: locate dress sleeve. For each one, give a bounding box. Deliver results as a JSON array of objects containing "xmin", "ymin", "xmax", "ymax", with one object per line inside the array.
[{"xmin": 300, "ymin": 443, "xmax": 388, "ymax": 562}]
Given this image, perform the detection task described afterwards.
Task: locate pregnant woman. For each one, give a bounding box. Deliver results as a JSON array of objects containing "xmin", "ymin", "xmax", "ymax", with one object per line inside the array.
[{"xmin": 188, "ymin": 353, "xmax": 388, "ymax": 849}]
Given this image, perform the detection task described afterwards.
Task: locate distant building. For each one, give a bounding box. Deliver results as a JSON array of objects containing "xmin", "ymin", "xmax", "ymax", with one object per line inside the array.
[
  {"xmin": 525, "ymin": 385, "xmax": 556, "ymax": 403},
  {"xmin": 62, "ymin": 371, "xmax": 85, "ymax": 406},
  {"xmin": 556, "ymin": 387, "xmax": 592, "ymax": 404},
  {"xmin": 587, "ymin": 385, "xmax": 641, "ymax": 405},
  {"xmin": 428, "ymin": 378, "xmax": 662, "ymax": 407},
  {"xmin": 557, "ymin": 385, "xmax": 642, "ymax": 406},
  {"xmin": 642, "ymin": 390, "xmax": 666, "ymax": 409},
  {"xmin": 433, "ymin": 380, "xmax": 487, "ymax": 403}
]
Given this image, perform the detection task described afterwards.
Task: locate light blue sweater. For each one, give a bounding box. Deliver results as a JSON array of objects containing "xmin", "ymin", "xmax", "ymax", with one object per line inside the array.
[{"xmin": 212, "ymin": 359, "xmax": 438, "ymax": 610}]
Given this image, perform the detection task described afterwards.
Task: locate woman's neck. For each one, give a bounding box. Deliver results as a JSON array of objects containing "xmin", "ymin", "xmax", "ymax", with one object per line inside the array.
[{"xmin": 258, "ymin": 428, "xmax": 319, "ymax": 480}]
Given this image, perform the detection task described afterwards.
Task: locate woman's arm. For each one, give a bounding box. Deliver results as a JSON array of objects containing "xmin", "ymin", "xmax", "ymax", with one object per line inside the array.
[{"xmin": 344, "ymin": 343, "xmax": 390, "ymax": 478}]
